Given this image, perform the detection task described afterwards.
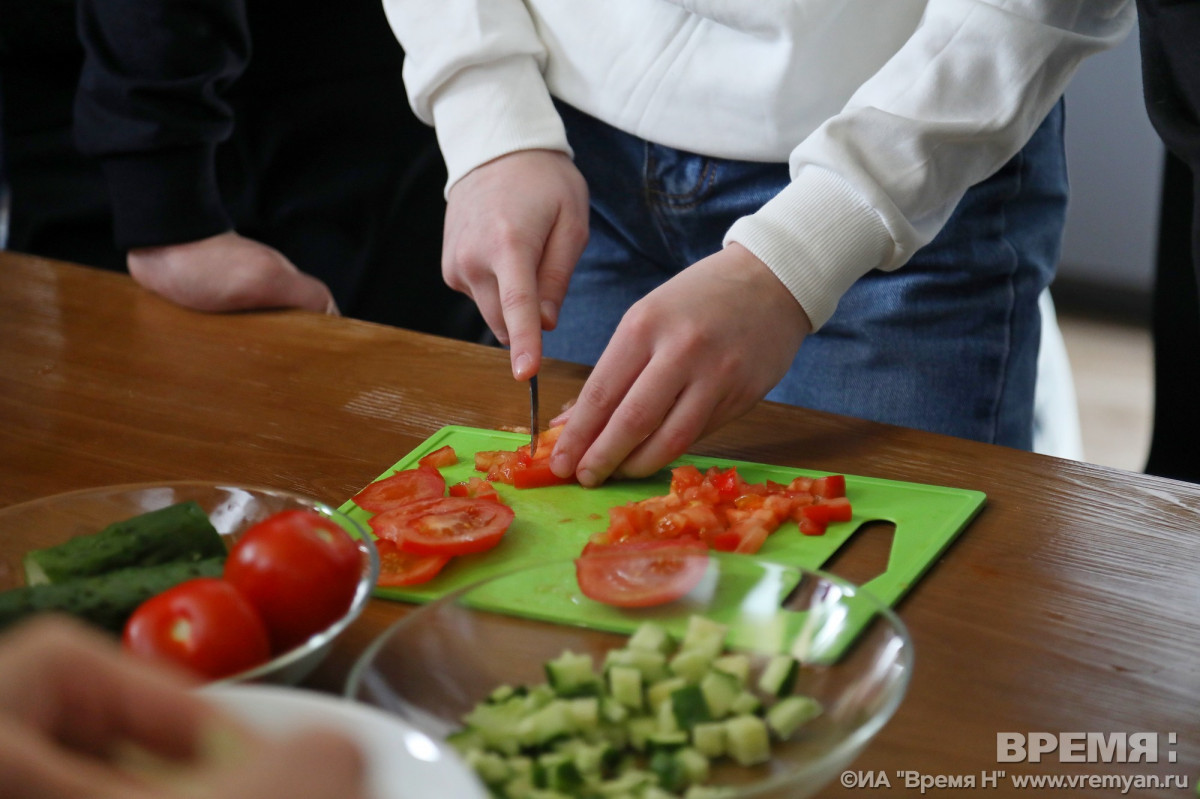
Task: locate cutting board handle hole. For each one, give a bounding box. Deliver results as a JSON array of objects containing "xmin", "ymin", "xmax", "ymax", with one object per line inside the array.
[{"xmin": 820, "ymin": 520, "xmax": 895, "ymax": 586}]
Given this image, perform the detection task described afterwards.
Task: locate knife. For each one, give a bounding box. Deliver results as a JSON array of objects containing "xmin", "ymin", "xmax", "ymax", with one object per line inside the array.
[{"xmin": 529, "ymin": 374, "xmax": 540, "ymax": 456}]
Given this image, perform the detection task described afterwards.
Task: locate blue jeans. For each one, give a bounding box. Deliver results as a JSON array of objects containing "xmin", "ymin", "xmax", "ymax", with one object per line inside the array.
[{"xmin": 544, "ymin": 101, "xmax": 1066, "ymax": 450}]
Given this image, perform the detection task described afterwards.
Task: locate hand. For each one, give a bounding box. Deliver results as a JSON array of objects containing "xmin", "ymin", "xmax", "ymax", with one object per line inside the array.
[
  {"xmin": 127, "ymin": 232, "xmax": 338, "ymax": 315},
  {"xmin": 548, "ymin": 244, "xmax": 813, "ymax": 486},
  {"xmin": 0, "ymin": 617, "xmax": 366, "ymax": 799},
  {"xmin": 443, "ymin": 150, "xmax": 589, "ymax": 380}
]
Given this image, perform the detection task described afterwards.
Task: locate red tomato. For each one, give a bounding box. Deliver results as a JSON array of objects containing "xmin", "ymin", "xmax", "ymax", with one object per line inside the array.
[
  {"xmin": 811, "ymin": 474, "xmax": 846, "ymax": 499},
  {"xmin": 369, "ymin": 497, "xmax": 514, "ymax": 557},
  {"xmin": 352, "ymin": 466, "xmax": 446, "ymax": 513},
  {"xmin": 576, "ymin": 539, "xmax": 710, "ymax": 608},
  {"xmin": 418, "ymin": 445, "xmax": 458, "ymax": 469},
  {"xmin": 475, "ymin": 426, "xmax": 574, "ymax": 489},
  {"xmin": 800, "ymin": 497, "xmax": 853, "ymax": 525},
  {"xmin": 224, "ymin": 509, "xmax": 362, "ymax": 652},
  {"xmin": 512, "ymin": 457, "xmax": 572, "ymax": 489},
  {"xmin": 448, "ymin": 476, "xmax": 504, "ymax": 503},
  {"xmin": 123, "ymin": 577, "xmax": 271, "ymax": 680},
  {"xmin": 375, "ymin": 539, "xmax": 450, "ymax": 587}
]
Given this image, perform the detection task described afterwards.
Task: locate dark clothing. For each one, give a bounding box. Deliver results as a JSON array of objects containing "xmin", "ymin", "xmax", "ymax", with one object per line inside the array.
[
  {"xmin": 1, "ymin": 0, "xmax": 484, "ymax": 339},
  {"xmin": 1137, "ymin": 0, "xmax": 1200, "ymax": 481}
]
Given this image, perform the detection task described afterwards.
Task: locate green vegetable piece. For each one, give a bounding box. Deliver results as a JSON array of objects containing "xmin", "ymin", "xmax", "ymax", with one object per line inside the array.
[
  {"xmin": 0, "ymin": 556, "xmax": 226, "ymax": 633},
  {"xmin": 22, "ymin": 501, "xmax": 224, "ymax": 585}
]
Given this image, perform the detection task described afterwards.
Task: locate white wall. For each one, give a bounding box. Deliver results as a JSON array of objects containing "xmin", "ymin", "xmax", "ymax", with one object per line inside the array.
[{"xmin": 1058, "ymin": 23, "xmax": 1164, "ymax": 293}]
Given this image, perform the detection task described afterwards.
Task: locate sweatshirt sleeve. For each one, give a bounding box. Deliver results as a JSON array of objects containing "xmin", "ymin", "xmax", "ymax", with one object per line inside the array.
[
  {"xmin": 382, "ymin": 0, "xmax": 571, "ymax": 195},
  {"xmin": 73, "ymin": 0, "xmax": 250, "ymax": 250},
  {"xmin": 725, "ymin": 0, "xmax": 1135, "ymax": 329}
]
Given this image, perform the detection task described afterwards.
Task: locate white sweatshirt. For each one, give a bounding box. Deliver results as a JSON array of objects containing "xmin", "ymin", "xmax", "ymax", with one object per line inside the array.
[{"xmin": 385, "ymin": 0, "xmax": 1133, "ymax": 329}]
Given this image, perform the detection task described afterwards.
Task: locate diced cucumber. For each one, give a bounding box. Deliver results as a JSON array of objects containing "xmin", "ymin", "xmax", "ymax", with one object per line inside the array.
[
  {"xmin": 668, "ymin": 683, "xmax": 712, "ymax": 730},
  {"xmin": 711, "ymin": 654, "xmax": 750, "ymax": 686},
  {"xmin": 765, "ymin": 695, "xmax": 822, "ymax": 740},
  {"xmin": 756, "ymin": 653, "xmax": 799, "ymax": 697},
  {"xmin": 546, "ymin": 650, "xmax": 602, "ymax": 697},
  {"xmin": 517, "ymin": 700, "xmax": 575, "ymax": 748},
  {"xmin": 605, "ymin": 647, "xmax": 669, "ymax": 683},
  {"xmin": 729, "ymin": 690, "xmax": 762, "ymax": 716},
  {"xmin": 724, "ymin": 715, "xmax": 770, "ymax": 767},
  {"xmin": 451, "ymin": 614, "xmax": 815, "ymax": 797},
  {"xmin": 691, "ymin": 722, "xmax": 727, "ymax": 759},
  {"xmin": 646, "ymin": 676, "xmax": 688, "ymax": 711},
  {"xmin": 627, "ymin": 715, "xmax": 660, "ymax": 752},
  {"xmin": 535, "ymin": 752, "xmax": 585, "ymax": 792},
  {"xmin": 21, "ymin": 501, "xmax": 225, "ymax": 586},
  {"xmin": 698, "ymin": 669, "xmax": 740, "ymax": 719},
  {"xmin": 608, "ymin": 664, "xmax": 644, "ymax": 711},
  {"xmin": 0, "ymin": 556, "xmax": 225, "ymax": 633},
  {"xmin": 627, "ymin": 621, "xmax": 672, "ymax": 654},
  {"xmin": 463, "ymin": 749, "xmax": 511, "ymax": 785},
  {"xmin": 675, "ymin": 747, "xmax": 711, "ymax": 785},
  {"xmin": 679, "ymin": 616, "xmax": 728, "ymax": 660},
  {"xmin": 649, "ymin": 748, "xmax": 688, "ymax": 793},
  {"xmin": 645, "ymin": 730, "xmax": 689, "ymax": 754},
  {"xmin": 669, "ymin": 648, "xmax": 713, "ymax": 683}
]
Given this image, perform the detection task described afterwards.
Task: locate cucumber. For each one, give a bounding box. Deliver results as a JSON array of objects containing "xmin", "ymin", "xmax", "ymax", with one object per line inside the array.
[
  {"xmin": 22, "ymin": 501, "xmax": 225, "ymax": 586},
  {"xmin": 547, "ymin": 650, "xmax": 603, "ymax": 698},
  {"xmin": 756, "ymin": 654, "xmax": 799, "ymax": 697},
  {"xmin": 765, "ymin": 695, "xmax": 822, "ymax": 740},
  {"xmin": 451, "ymin": 614, "xmax": 823, "ymax": 797},
  {"xmin": 0, "ymin": 556, "xmax": 226, "ymax": 633}
]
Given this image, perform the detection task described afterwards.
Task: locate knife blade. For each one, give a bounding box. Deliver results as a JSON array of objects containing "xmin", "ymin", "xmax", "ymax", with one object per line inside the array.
[{"xmin": 529, "ymin": 374, "xmax": 540, "ymax": 456}]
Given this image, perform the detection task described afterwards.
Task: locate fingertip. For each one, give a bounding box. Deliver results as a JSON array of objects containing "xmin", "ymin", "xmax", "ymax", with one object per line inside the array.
[
  {"xmin": 540, "ymin": 300, "xmax": 559, "ymax": 330},
  {"xmin": 513, "ymin": 351, "xmax": 536, "ymax": 381}
]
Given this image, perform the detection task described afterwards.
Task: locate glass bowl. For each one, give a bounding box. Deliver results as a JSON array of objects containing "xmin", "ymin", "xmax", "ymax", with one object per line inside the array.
[
  {"xmin": 346, "ymin": 554, "xmax": 911, "ymax": 798},
  {"xmin": 0, "ymin": 481, "xmax": 378, "ymax": 685}
]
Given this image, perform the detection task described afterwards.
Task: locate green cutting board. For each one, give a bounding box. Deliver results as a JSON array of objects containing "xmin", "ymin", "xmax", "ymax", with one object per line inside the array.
[{"xmin": 339, "ymin": 426, "xmax": 985, "ymax": 657}]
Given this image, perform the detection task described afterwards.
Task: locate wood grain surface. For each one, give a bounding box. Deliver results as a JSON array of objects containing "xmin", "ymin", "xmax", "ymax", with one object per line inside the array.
[{"xmin": 2, "ymin": 252, "xmax": 1198, "ymax": 796}]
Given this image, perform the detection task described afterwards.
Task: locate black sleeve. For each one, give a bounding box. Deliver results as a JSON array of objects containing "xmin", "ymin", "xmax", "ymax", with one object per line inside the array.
[{"xmin": 73, "ymin": 0, "xmax": 250, "ymax": 250}]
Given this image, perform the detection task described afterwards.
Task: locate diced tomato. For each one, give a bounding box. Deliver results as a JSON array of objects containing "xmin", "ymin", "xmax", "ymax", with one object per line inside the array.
[
  {"xmin": 370, "ymin": 497, "xmax": 514, "ymax": 557},
  {"xmin": 811, "ymin": 474, "xmax": 846, "ymax": 499},
  {"xmin": 512, "ymin": 458, "xmax": 573, "ymax": 489},
  {"xmin": 448, "ymin": 476, "xmax": 504, "ymax": 503},
  {"xmin": 375, "ymin": 539, "xmax": 450, "ymax": 587},
  {"xmin": 669, "ymin": 464, "xmax": 704, "ymax": 494},
  {"xmin": 418, "ymin": 445, "xmax": 458, "ymax": 469},
  {"xmin": 352, "ymin": 466, "xmax": 446, "ymax": 513},
  {"xmin": 575, "ymin": 538, "xmax": 709, "ymax": 608},
  {"xmin": 799, "ymin": 496, "xmax": 853, "ymax": 526}
]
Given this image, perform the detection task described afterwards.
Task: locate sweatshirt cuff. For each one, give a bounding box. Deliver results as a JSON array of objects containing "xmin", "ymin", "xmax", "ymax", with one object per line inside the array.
[
  {"xmin": 429, "ymin": 56, "xmax": 572, "ymax": 195},
  {"xmin": 724, "ymin": 166, "xmax": 895, "ymax": 331},
  {"xmin": 99, "ymin": 146, "xmax": 232, "ymax": 251}
]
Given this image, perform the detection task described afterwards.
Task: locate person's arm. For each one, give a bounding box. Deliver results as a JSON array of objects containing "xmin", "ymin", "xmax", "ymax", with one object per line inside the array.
[
  {"xmin": 726, "ymin": 0, "xmax": 1136, "ymax": 332},
  {"xmin": 73, "ymin": 0, "xmax": 335, "ymax": 314},
  {"xmin": 384, "ymin": 0, "xmax": 583, "ymax": 379},
  {"xmin": 550, "ymin": 0, "xmax": 1137, "ymax": 485}
]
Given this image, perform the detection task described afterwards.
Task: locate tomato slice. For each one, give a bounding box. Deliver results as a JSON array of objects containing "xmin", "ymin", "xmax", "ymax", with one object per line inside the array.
[
  {"xmin": 371, "ymin": 497, "xmax": 514, "ymax": 557},
  {"xmin": 375, "ymin": 539, "xmax": 451, "ymax": 587},
  {"xmin": 418, "ymin": 445, "xmax": 458, "ymax": 469},
  {"xmin": 575, "ymin": 539, "xmax": 709, "ymax": 608},
  {"xmin": 352, "ymin": 466, "xmax": 447, "ymax": 513}
]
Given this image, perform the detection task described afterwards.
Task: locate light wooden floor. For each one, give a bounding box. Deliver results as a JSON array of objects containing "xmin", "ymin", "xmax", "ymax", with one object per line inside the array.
[{"xmin": 1057, "ymin": 314, "xmax": 1153, "ymax": 473}]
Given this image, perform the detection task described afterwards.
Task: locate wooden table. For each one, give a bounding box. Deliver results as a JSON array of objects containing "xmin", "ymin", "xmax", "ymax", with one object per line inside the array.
[{"xmin": 2, "ymin": 252, "xmax": 1197, "ymax": 797}]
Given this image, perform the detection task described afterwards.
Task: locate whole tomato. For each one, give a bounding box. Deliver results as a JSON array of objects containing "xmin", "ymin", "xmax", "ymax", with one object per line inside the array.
[
  {"xmin": 122, "ymin": 577, "xmax": 272, "ymax": 680},
  {"xmin": 225, "ymin": 509, "xmax": 362, "ymax": 652}
]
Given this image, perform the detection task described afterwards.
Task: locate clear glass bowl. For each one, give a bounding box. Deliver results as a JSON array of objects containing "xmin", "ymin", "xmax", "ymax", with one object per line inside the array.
[
  {"xmin": 346, "ymin": 555, "xmax": 911, "ymax": 798},
  {"xmin": 0, "ymin": 481, "xmax": 379, "ymax": 685}
]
